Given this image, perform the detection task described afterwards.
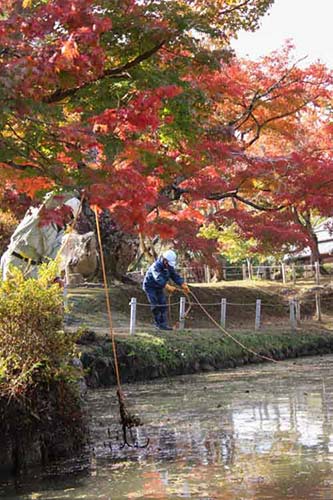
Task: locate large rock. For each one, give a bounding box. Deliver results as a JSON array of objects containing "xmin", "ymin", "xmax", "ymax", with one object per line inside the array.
[{"xmin": 60, "ymin": 231, "xmax": 98, "ymax": 286}]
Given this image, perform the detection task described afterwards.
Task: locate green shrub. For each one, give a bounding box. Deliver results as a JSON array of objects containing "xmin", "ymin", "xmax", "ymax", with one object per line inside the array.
[{"xmin": 0, "ymin": 262, "xmax": 79, "ymax": 397}]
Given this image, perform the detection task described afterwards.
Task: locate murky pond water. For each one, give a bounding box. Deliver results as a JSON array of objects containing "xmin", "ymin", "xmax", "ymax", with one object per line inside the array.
[{"xmin": 2, "ymin": 355, "xmax": 333, "ymax": 499}]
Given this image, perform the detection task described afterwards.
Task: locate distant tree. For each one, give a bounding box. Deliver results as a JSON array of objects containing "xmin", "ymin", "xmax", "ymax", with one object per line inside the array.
[{"xmin": 176, "ymin": 46, "xmax": 333, "ymax": 262}]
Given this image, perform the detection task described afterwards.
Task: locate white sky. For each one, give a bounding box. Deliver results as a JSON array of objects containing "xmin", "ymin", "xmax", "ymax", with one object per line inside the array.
[{"xmin": 232, "ymin": 0, "xmax": 333, "ymax": 67}]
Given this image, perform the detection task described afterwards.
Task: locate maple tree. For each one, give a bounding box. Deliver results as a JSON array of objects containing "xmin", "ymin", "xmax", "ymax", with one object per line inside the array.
[
  {"xmin": 169, "ymin": 45, "xmax": 333, "ymax": 264},
  {"xmin": 3, "ymin": 1, "xmax": 333, "ymax": 268},
  {"xmin": 0, "ymin": 0, "xmax": 273, "ymax": 190},
  {"xmin": 0, "ymin": 0, "xmax": 275, "ymax": 267}
]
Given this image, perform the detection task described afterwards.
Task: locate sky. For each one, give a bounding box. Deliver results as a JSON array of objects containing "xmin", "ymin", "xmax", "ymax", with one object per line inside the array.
[{"xmin": 232, "ymin": 0, "xmax": 333, "ymax": 67}]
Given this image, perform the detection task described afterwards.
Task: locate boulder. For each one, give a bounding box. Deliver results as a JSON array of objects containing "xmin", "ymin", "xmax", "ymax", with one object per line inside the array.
[{"xmin": 60, "ymin": 231, "xmax": 98, "ymax": 285}]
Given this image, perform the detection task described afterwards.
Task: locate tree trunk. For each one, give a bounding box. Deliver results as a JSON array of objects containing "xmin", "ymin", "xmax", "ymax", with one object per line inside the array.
[
  {"xmin": 292, "ymin": 208, "xmax": 326, "ymax": 274},
  {"xmin": 309, "ymin": 232, "xmax": 321, "ymax": 265}
]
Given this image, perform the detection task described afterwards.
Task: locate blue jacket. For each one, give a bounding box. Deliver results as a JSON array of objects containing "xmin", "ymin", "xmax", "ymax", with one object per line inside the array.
[{"xmin": 143, "ymin": 257, "xmax": 184, "ymax": 291}]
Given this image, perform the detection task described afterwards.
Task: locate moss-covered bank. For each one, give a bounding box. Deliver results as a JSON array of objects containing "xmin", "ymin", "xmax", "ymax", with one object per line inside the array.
[{"xmin": 81, "ymin": 329, "xmax": 333, "ymax": 387}]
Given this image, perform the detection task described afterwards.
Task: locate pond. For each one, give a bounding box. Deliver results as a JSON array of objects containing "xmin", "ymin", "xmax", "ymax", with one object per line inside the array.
[{"xmin": 2, "ymin": 355, "xmax": 333, "ymax": 499}]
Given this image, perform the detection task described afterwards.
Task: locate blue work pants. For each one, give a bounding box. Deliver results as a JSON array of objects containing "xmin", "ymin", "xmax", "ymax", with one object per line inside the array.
[{"xmin": 144, "ymin": 287, "xmax": 168, "ymax": 327}]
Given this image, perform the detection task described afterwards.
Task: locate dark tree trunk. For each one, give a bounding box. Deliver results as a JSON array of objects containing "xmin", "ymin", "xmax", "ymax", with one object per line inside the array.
[
  {"xmin": 299, "ymin": 210, "xmax": 327, "ymax": 274},
  {"xmin": 309, "ymin": 233, "xmax": 321, "ymax": 265}
]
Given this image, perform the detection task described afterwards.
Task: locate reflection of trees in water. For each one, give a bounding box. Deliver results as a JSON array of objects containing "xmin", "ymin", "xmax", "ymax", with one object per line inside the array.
[
  {"xmin": 154, "ymin": 413, "xmax": 236, "ymax": 467},
  {"xmin": 90, "ymin": 369, "xmax": 333, "ymax": 466},
  {"xmin": 230, "ymin": 382, "xmax": 333, "ymax": 457},
  {"xmin": 81, "ymin": 362, "xmax": 333, "ymax": 499},
  {"xmin": 157, "ymin": 427, "xmax": 178, "ymax": 461}
]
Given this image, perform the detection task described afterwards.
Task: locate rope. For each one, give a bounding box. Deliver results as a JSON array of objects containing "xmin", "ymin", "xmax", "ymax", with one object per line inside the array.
[
  {"xmin": 94, "ymin": 208, "xmax": 122, "ymax": 389},
  {"xmin": 135, "ymin": 300, "xmax": 289, "ymax": 308},
  {"xmin": 186, "ymin": 288, "xmax": 279, "ymax": 364},
  {"xmin": 135, "ymin": 301, "xmax": 181, "ymax": 307},
  {"xmin": 94, "ymin": 208, "xmax": 148, "ymax": 448}
]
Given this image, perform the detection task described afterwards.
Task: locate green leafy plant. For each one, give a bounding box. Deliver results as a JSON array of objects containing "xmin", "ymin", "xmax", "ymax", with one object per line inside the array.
[{"xmin": 0, "ymin": 262, "xmax": 79, "ymax": 398}]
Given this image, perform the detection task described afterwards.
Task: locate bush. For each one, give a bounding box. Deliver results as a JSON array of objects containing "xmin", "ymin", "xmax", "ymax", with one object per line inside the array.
[{"xmin": 0, "ymin": 262, "xmax": 79, "ymax": 398}]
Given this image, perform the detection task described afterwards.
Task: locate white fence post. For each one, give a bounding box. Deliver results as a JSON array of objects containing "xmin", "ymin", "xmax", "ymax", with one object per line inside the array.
[
  {"xmin": 255, "ymin": 299, "xmax": 261, "ymax": 331},
  {"xmin": 129, "ymin": 297, "xmax": 137, "ymax": 335},
  {"xmin": 315, "ymin": 291, "xmax": 322, "ymax": 321},
  {"xmin": 247, "ymin": 260, "xmax": 253, "ymax": 280},
  {"xmin": 207, "ymin": 265, "xmax": 211, "ymax": 283},
  {"xmin": 281, "ymin": 263, "xmax": 286, "ymax": 284},
  {"xmin": 220, "ymin": 298, "xmax": 227, "ymax": 328},
  {"xmin": 63, "ymin": 283, "xmax": 68, "ymax": 309},
  {"xmin": 289, "ymin": 299, "xmax": 296, "ymax": 330},
  {"xmin": 315, "ymin": 261, "xmax": 320, "ymax": 285},
  {"xmin": 204, "ymin": 265, "xmax": 211, "ymax": 283},
  {"xmin": 179, "ymin": 296, "xmax": 186, "ymax": 330},
  {"xmin": 242, "ymin": 264, "xmax": 247, "ymax": 280}
]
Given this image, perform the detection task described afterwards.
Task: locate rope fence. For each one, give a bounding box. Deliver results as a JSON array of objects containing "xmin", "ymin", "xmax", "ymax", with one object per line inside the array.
[{"xmin": 128, "ymin": 290, "xmax": 331, "ymax": 335}]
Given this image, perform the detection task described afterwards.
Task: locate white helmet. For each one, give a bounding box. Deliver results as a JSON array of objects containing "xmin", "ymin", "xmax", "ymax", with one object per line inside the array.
[
  {"xmin": 162, "ymin": 249, "xmax": 177, "ymax": 267},
  {"xmin": 64, "ymin": 197, "xmax": 81, "ymax": 218}
]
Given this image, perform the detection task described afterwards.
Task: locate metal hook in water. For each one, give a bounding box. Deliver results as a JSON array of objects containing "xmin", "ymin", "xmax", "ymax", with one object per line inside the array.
[{"xmin": 119, "ymin": 424, "xmax": 150, "ymax": 449}]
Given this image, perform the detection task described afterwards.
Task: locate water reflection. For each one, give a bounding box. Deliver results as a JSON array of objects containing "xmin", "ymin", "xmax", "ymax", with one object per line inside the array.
[{"xmin": 2, "ymin": 356, "xmax": 333, "ymax": 498}]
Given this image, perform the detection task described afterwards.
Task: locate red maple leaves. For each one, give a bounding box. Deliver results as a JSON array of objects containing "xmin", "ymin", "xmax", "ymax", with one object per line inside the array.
[{"xmin": 2, "ymin": 2, "xmax": 333, "ymax": 258}]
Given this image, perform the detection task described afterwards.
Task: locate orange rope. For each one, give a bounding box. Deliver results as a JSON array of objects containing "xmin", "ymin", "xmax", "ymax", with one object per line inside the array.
[
  {"xmin": 93, "ymin": 209, "xmax": 148, "ymax": 448},
  {"xmin": 93, "ymin": 208, "xmax": 122, "ymax": 390}
]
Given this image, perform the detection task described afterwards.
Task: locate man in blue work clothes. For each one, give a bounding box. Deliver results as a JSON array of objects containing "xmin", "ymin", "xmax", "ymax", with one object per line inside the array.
[{"xmin": 143, "ymin": 250, "xmax": 190, "ymax": 330}]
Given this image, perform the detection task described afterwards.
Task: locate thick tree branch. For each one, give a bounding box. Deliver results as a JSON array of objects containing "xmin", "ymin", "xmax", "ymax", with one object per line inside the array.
[
  {"xmin": 233, "ymin": 193, "xmax": 286, "ymax": 211},
  {"xmin": 206, "ymin": 190, "xmax": 238, "ymax": 201},
  {"xmin": 44, "ymin": 40, "xmax": 166, "ymax": 104},
  {"xmin": 206, "ymin": 189, "xmax": 286, "ymax": 211},
  {"xmin": 3, "ymin": 160, "xmax": 43, "ymax": 173}
]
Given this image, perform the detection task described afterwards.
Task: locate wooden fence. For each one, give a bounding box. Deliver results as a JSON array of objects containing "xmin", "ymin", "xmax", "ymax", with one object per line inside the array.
[
  {"xmin": 128, "ymin": 292, "xmax": 326, "ymax": 335},
  {"xmin": 128, "ymin": 261, "xmax": 331, "ymax": 285}
]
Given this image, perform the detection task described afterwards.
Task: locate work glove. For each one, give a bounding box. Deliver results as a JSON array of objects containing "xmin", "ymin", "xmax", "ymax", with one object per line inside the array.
[
  {"xmin": 165, "ymin": 283, "xmax": 177, "ymax": 294},
  {"xmin": 181, "ymin": 283, "xmax": 190, "ymax": 294}
]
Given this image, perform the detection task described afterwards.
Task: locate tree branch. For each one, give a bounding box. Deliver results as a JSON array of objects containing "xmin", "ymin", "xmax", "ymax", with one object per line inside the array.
[
  {"xmin": 220, "ymin": 0, "xmax": 251, "ymax": 16},
  {"xmin": 44, "ymin": 40, "xmax": 166, "ymax": 104},
  {"xmin": 234, "ymin": 194, "xmax": 286, "ymax": 211},
  {"xmin": 206, "ymin": 189, "xmax": 286, "ymax": 211},
  {"xmin": 244, "ymin": 99, "xmax": 313, "ymax": 148},
  {"xmin": 3, "ymin": 160, "xmax": 43, "ymax": 173}
]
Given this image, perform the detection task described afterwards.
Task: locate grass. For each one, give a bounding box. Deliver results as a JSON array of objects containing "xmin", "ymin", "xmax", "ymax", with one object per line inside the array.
[
  {"xmin": 81, "ymin": 327, "xmax": 333, "ymax": 385},
  {"xmin": 70, "ymin": 279, "xmax": 333, "ymax": 385},
  {"xmin": 67, "ymin": 278, "xmax": 333, "ymax": 338}
]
